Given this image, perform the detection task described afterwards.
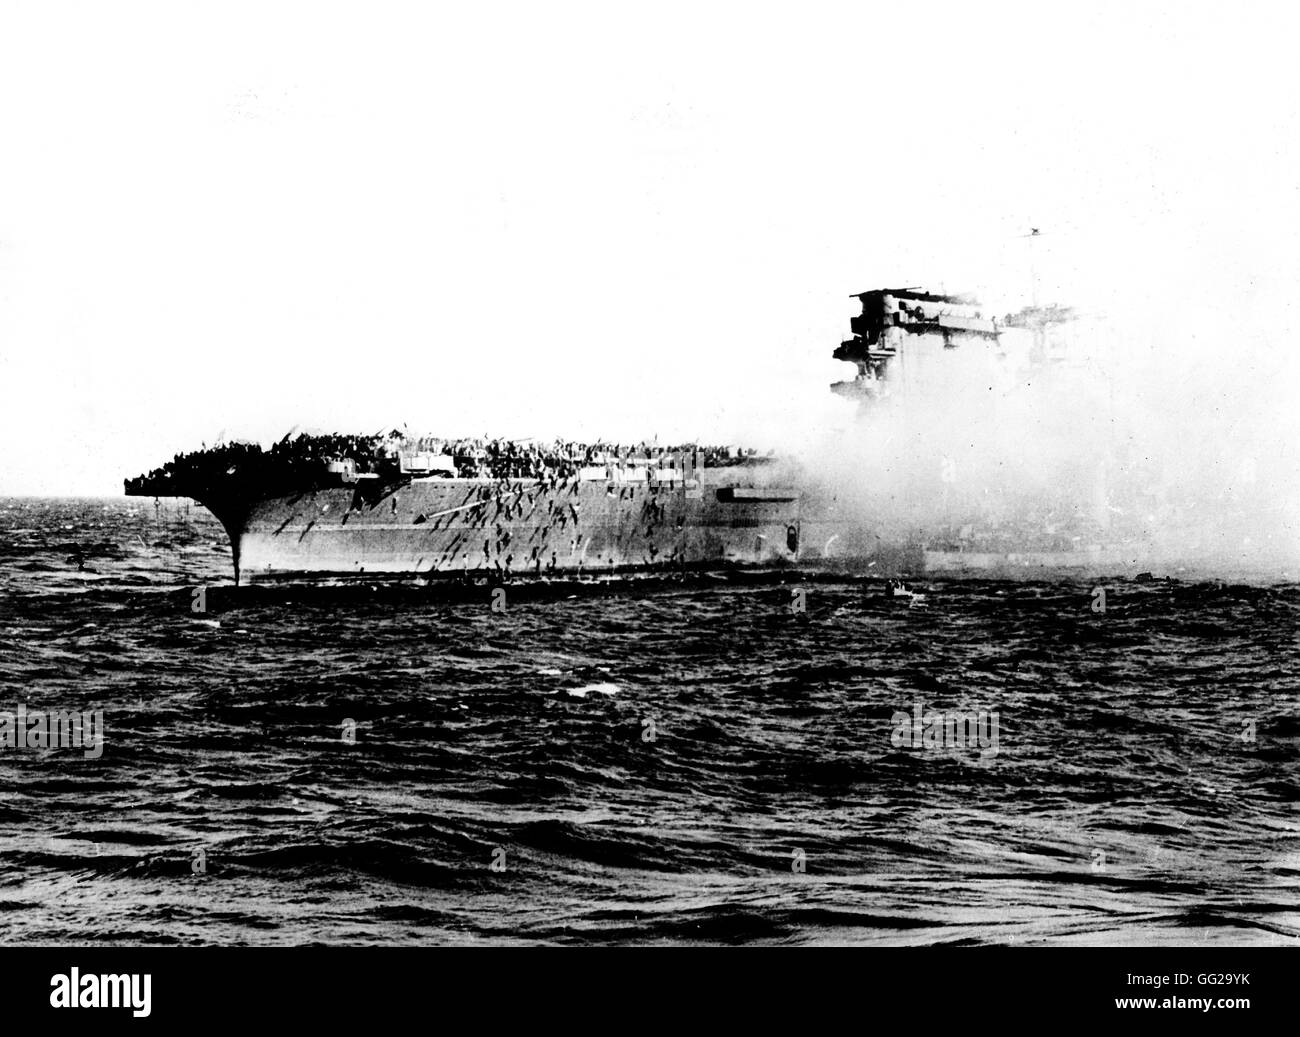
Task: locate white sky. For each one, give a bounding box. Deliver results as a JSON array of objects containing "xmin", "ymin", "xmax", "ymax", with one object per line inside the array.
[{"xmin": 1, "ymin": 1, "xmax": 1297, "ymax": 495}]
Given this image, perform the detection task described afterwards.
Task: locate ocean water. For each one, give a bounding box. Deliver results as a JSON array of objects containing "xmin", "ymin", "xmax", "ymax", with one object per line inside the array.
[{"xmin": 0, "ymin": 496, "xmax": 1297, "ymax": 946}]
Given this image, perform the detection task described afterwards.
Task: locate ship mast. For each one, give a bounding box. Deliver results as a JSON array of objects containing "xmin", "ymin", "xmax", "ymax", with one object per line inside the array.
[{"xmin": 1023, "ymin": 226, "xmax": 1041, "ymax": 308}]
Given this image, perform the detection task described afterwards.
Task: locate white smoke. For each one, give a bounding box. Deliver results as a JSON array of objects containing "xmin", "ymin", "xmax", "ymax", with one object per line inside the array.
[{"xmin": 802, "ymin": 297, "xmax": 1300, "ymax": 579}]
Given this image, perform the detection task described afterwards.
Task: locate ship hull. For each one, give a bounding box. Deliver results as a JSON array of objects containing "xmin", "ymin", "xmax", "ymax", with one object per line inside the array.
[
  {"xmin": 230, "ymin": 474, "xmax": 810, "ymax": 585},
  {"xmin": 160, "ymin": 472, "xmax": 1170, "ymax": 586},
  {"xmin": 922, "ymin": 548, "xmax": 1147, "ymax": 577}
]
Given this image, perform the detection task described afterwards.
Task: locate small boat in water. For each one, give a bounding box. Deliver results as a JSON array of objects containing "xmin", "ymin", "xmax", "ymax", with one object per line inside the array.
[{"xmin": 884, "ymin": 579, "xmax": 927, "ymax": 606}]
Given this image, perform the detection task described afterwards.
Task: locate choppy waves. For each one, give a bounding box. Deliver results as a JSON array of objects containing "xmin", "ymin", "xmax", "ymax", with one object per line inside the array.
[{"xmin": 0, "ymin": 497, "xmax": 1297, "ymax": 945}]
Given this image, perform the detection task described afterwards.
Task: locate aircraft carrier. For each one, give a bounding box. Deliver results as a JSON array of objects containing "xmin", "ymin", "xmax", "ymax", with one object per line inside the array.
[{"xmin": 125, "ymin": 287, "xmax": 1157, "ymax": 584}]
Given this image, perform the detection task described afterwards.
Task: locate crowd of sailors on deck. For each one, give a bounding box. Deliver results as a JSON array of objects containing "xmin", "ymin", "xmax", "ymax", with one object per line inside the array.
[
  {"xmin": 397, "ymin": 437, "xmax": 766, "ymax": 479},
  {"xmin": 132, "ymin": 433, "xmax": 771, "ymax": 490}
]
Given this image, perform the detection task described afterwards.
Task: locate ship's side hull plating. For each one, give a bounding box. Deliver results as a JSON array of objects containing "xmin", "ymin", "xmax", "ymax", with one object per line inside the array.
[{"xmin": 233, "ymin": 475, "xmax": 807, "ymax": 584}]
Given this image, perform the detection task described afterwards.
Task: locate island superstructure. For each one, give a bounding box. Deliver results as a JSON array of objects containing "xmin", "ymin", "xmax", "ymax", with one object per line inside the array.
[{"xmin": 830, "ymin": 287, "xmax": 1003, "ymax": 402}]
